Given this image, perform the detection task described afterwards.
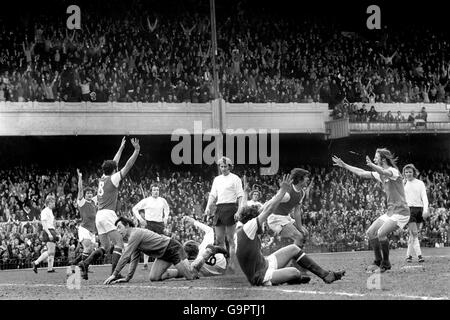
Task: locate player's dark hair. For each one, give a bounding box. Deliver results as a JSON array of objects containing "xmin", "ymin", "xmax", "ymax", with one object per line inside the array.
[
  {"xmin": 84, "ymin": 187, "xmax": 94, "ymax": 196},
  {"xmin": 290, "ymin": 168, "xmax": 310, "ymax": 185},
  {"xmin": 115, "ymin": 217, "xmax": 135, "ymax": 228},
  {"xmin": 183, "ymin": 240, "xmax": 200, "ymax": 260},
  {"xmin": 102, "ymin": 160, "xmax": 117, "ymax": 175},
  {"xmin": 238, "ymin": 205, "xmax": 260, "ymax": 224},
  {"xmin": 151, "ymin": 184, "xmax": 159, "ymax": 190},
  {"xmin": 376, "ymin": 148, "xmax": 398, "ymax": 169}
]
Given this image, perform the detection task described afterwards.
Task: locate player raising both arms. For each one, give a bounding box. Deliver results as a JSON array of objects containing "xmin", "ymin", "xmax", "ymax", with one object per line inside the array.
[
  {"xmin": 332, "ymin": 148, "xmax": 410, "ymax": 273},
  {"xmin": 32, "ymin": 195, "xmax": 58, "ymax": 273},
  {"xmin": 235, "ymin": 174, "xmax": 345, "ymax": 286},
  {"xmin": 70, "ymin": 169, "xmax": 97, "ymax": 268},
  {"xmin": 78, "ymin": 137, "xmax": 140, "ymax": 280},
  {"xmin": 403, "ymin": 164, "xmax": 429, "ymax": 263},
  {"xmin": 103, "ymin": 217, "xmax": 227, "ymax": 284}
]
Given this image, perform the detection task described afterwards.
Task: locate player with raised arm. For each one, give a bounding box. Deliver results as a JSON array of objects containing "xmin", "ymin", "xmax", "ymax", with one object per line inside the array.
[
  {"xmin": 161, "ymin": 215, "xmax": 228, "ymax": 280},
  {"xmin": 69, "ymin": 169, "xmax": 98, "ymax": 268},
  {"xmin": 332, "ymin": 148, "xmax": 410, "ymax": 273},
  {"xmin": 78, "ymin": 137, "xmax": 140, "ymax": 280},
  {"xmin": 403, "ymin": 164, "xmax": 429, "ymax": 263},
  {"xmin": 204, "ymin": 156, "xmax": 244, "ymax": 274},
  {"xmin": 32, "ymin": 195, "xmax": 58, "ymax": 273},
  {"xmin": 132, "ymin": 184, "xmax": 170, "ymax": 270},
  {"xmin": 103, "ymin": 217, "xmax": 226, "ymax": 284},
  {"xmin": 235, "ymin": 174, "xmax": 345, "ymax": 286}
]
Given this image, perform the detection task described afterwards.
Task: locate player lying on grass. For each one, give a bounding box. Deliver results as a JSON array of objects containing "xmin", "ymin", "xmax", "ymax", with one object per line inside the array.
[
  {"xmin": 235, "ymin": 174, "xmax": 345, "ymax": 286},
  {"xmin": 160, "ymin": 215, "xmax": 228, "ymax": 280},
  {"xmin": 103, "ymin": 217, "xmax": 227, "ymax": 284}
]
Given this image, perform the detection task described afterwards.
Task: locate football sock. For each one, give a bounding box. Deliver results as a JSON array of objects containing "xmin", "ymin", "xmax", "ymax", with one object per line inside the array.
[
  {"xmin": 144, "ymin": 254, "xmax": 149, "ymax": 265},
  {"xmin": 413, "ymin": 237, "xmax": 422, "ymax": 257},
  {"xmin": 111, "ymin": 247, "xmax": 123, "ymax": 274},
  {"xmin": 380, "ymin": 239, "xmax": 390, "ymax": 264},
  {"xmin": 47, "ymin": 255, "xmax": 55, "ymax": 270},
  {"xmin": 406, "ymin": 237, "xmax": 413, "ymax": 257},
  {"xmin": 369, "ymin": 238, "xmax": 382, "ymax": 264},
  {"xmin": 83, "ymin": 247, "xmax": 105, "ymax": 267},
  {"xmin": 296, "ymin": 252, "xmax": 328, "ymax": 279}
]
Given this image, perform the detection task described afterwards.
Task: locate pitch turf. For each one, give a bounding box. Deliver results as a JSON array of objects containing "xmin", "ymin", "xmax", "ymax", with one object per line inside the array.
[{"xmin": 0, "ymin": 247, "xmax": 448, "ymax": 300}]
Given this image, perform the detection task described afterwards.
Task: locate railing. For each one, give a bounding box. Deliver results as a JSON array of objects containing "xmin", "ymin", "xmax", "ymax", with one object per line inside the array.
[{"xmin": 349, "ymin": 121, "xmax": 450, "ymax": 133}]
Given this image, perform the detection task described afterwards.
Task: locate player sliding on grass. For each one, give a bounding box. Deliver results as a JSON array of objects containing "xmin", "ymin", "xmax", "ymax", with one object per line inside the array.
[
  {"xmin": 235, "ymin": 173, "xmax": 345, "ymax": 286},
  {"xmin": 332, "ymin": 148, "xmax": 410, "ymax": 273},
  {"xmin": 103, "ymin": 217, "xmax": 227, "ymax": 284}
]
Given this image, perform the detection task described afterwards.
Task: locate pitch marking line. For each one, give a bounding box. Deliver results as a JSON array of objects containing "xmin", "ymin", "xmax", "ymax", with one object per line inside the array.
[{"xmin": 0, "ymin": 283, "xmax": 447, "ymax": 300}]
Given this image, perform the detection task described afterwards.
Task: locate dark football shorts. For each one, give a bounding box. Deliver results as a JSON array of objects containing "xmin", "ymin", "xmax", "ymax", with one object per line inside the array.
[
  {"xmin": 42, "ymin": 229, "xmax": 58, "ymax": 243},
  {"xmin": 159, "ymin": 238, "xmax": 186, "ymax": 265},
  {"xmin": 214, "ymin": 203, "xmax": 238, "ymax": 226},
  {"xmin": 408, "ymin": 207, "xmax": 424, "ymax": 224},
  {"xmin": 146, "ymin": 221, "xmax": 165, "ymax": 235}
]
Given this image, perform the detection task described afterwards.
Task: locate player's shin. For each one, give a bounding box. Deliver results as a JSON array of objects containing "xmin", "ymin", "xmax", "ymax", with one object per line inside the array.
[
  {"xmin": 83, "ymin": 247, "xmax": 105, "ymax": 267},
  {"xmin": 35, "ymin": 251, "xmax": 49, "ymax": 265},
  {"xmin": 379, "ymin": 239, "xmax": 390, "ymax": 266},
  {"xmin": 111, "ymin": 246, "xmax": 123, "ymax": 274},
  {"xmin": 413, "ymin": 237, "xmax": 422, "ymax": 257},
  {"xmin": 369, "ymin": 238, "xmax": 382, "ymax": 265},
  {"xmin": 294, "ymin": 251, "xmax": 329, "ymax": 279}
]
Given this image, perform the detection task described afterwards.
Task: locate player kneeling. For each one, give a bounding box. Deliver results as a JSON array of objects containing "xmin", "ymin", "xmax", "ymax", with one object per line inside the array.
[
  {"xmin": 235, "ymin": 174, "xmax": 345, "ymax": 286},
  {"xmin": 103, "ymin": 217, "xmax": 226, "ymax": 285}
]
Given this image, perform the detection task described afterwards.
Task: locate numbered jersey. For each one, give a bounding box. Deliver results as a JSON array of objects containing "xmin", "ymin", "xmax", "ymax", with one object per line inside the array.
[
  {"xmin": 97, "ymin": 173, "xmax": 121, "ymax": 211},
  {"xmin": 200, "ymin": 253, "xmax": 227, "ymax": 276}
]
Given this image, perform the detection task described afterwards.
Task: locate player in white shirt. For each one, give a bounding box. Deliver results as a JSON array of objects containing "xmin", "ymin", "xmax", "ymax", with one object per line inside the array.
[
  {"xmin": 132, "ymin": 184, "xmax": 170, "ymax": 270},
  {"xmin": 32, "ymin": 195, "xmax": 58, "ymax": 273},
  {"xmin": 247, "ymin": 189, "xmax": 263, "ymax": 210},
  {"xmin": 204, "ymin": 156, "xmax": 244, "ymax": 273},
  {"xmin": 161, "ymin": 216, "xmax": 228, "ymax": 280},
  {"xmin": 403, "ymin": 164, "xmax": 429, "ymax": 263}
]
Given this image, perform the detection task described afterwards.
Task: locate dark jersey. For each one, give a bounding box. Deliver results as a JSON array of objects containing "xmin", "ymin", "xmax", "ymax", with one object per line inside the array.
[
  {"xmin": 97, "ymin": 173, "xmax": 120, "ymax": 211},
  {"xmin": 78, "ymin": 198, "xmax": 97, "ymax": 233},
  {"xmin": 236, "ymin": 217, "xmax": 268, "ymax": 286},
  {"xmin": 273, "ymin": 185, "xmax": 304, "ymax": 216},
  {"xmin": 372, "ymin": 168, "xmax": 410, "ymax": 217}
]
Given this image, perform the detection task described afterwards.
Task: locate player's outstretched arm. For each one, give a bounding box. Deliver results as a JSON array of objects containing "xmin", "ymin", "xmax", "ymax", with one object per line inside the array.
[
  {"xmin": 332, "ymin": 156, "xmax": 373, "ymax": 179},
  {"xmin": 235, "ymin": 175, "xmax": 249, "ymax": 220},
  {"xmin": 113, "ymin": 136, "xmax": 127, "ymax": 165},
  {"xmin": 119, "ymin": 138, "xmax": 140, "ymax": 178},
  {"xmin": 257, "ymin": 174, "xmax": 292, "ymax": 225},
  {"xmin": 365, "ymin": 156, "xmax": 393, "ymax": 177},
  {"xmin": 76, "ymin": 169, "xmax": 83, "ymax": 201}
]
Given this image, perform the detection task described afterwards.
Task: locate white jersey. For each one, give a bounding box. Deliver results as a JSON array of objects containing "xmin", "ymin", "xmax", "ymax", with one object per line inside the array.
[
  {"xmin": 132, "ymin": 196, "xmax": 169, "ymax": 223},
  {"xmin": 210, "ymin": 173, "xmax": 244, "ymax": 204},
  {"xmin": 404, "ymin": 178, "xmax": 428, "ymax": 209},
  {"xmin": 193, "ymin": 220, "xmax": 227, "ymax": 276},
  {"xmin": 41, "ymin": 207, "xmax": 55, "ymax": 230},
  {"xmin": 247, "ymin": 200, "xmax": 263, "ymax": 209}
]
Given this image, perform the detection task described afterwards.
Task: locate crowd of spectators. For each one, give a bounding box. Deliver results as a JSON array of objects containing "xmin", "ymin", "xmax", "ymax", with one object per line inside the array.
[
  {"xmin": 332, "ymin": 101, "xmax": 430, "ymax": 124},
  {"xmin": 1, "ymin": 1, "xmax": 450, "ymax": 105},
  {"xmin": 1, "ymin": 161, "xmax": 449, "ymax": 269}
]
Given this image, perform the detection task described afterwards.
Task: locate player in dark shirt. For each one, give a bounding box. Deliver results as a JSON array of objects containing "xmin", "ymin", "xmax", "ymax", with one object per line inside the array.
[
  {"xmin": 103, "ymin": 217, "xmax": 227, "ymax": 284},
  {"xmin": 235, "ymin": 174, "xmax": 345, "ymax": 286}
]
